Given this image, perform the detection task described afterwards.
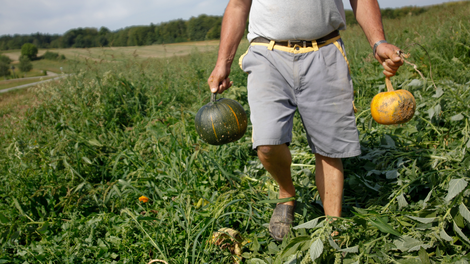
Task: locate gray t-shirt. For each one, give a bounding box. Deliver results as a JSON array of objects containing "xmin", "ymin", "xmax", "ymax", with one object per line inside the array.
[{"xmin": 247, "ymin": 0, "xmax": 347, "ymax": 42}]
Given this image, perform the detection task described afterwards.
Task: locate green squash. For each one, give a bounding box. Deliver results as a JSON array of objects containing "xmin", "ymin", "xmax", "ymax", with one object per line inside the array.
[{"xmin": 195, "ymin": 94, "xmax": 248, "ymax": 145}]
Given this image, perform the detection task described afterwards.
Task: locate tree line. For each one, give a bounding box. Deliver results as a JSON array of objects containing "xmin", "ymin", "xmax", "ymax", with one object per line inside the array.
[
  {"xmin": 0, "ymin": 14, "xmax": 222, "ymax": 50},
  {"xmin": 0, "ymin": 6, "xmax": 427, "ymax": 51}
]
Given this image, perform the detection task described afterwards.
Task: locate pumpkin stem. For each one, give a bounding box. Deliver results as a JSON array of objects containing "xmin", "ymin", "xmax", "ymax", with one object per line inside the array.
[
  {"xmin": 385, "ymin": 77, "xmax": 395, "ymax": 92},
  {"xmin": 211, "ymin": 93, "xmax": 217, "ymax": 103}
]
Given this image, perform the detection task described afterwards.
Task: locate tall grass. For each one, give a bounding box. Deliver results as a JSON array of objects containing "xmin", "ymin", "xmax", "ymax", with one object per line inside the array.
[{"xmin": 1, "ymin": 2, "xmax": 469, "ymax": 263}]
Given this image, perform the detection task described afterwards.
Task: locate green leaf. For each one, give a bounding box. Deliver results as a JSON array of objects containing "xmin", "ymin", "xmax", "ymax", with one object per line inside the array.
[
  {"xmin": 408, "ymin": 79, "xmax": 422, "ymax": 87},
  {"xmin": 267, "ymin": 242, "xmax": 279, "ymax": 255},
  {"xmin": 432, "ymin": 87, "xmax": 444, "ymax": 98},
  {"xmin": 137, "ymin": 216, "xmax": 159, "ymax": 221},
  {"xmin": 445, "ymin": 178, "xmax": 468, "ymax": 202},
  {"xmin": 353, "ymin": 207, "xmax": 369, "ymax": 215},
  {"xmin": 250, "ymin": 235, "xmax": 260, "ymax": 252},
  {"xmin": 258, "ymin": 197, "xmax": 296, "ymax": 204},
  {"xmin": 384, "ymin": 135, "xmax": 396, "ymax": 148},
  {"xmin": 406, "ymin": 216, "xmax": 436, "ymax": 224},
  {"xmin": 82, "ymin": 156, "xmax": 93, "ymax": 164},
  {"xmin": 88, "ymin": 138, "xmax": 103, "ymax": 147},
  {"xmin": 280, "ymin": 241, "xmax": 300, "ymax": 259},
  {"xmin": 393, "ymin": 236, "xmax": 429, "ymax": 252},
  {"xmin": 328, "ymin": 236, "xmax": 340, "ymax": 250},
  {"xmin": 422, "ymin": 190, "xmax": 433, "ymax": 209},
  {"xmin": 293, "ymin": 217, "xmax": 323, "ymax": 230},
  {"xmin": 385, "ymin": 170, "xmax": 398, "ymax": 179},
  {"xmin": 281, "ymin": 236, "xmax": 310, "ymax": 259},
  {"xmin": 247, "ymin": 258, "xmax": 267, "ymax": 264},
  {"xmin": 439, "ymin": 229, "xmax": 453, "ymax": 242},
  {"xmin": 369, "ymin": 217, "xmax": 401, "ymax": 237},
  {"xmin": 37, "ymin": 222, "xmax": 50, "ymax": 234},
  {"xmin": 309, "ymin": 238, "xmax": 323, "ymax": 262},
  {"xmin": 418, "ymin": 247, "xmax": 431, "ymax": 264},
  {"xmin": 397, "ymin": 193, "xmax": 409, "ymax": 209},
  {"xmin": 459, "ymin": 203, "xmax": 470, "ymax": 224},
  {"xmin": 338, "ymin": 246, "xmax": 359, "ymax": 253},
  {"xmin": 450, "ymin": 113, "xmax": 464, "ymax": 121},
  {"xmin": 0, "ymin": 213, "xmax": 8, "ymax": 224},
  {"xmin": 12, "ymin": 197, "xmax": 25, "ymax": 216},
  {"xmin": 453, "ymin": 221, "xmax": 470, "ymax": 245}
]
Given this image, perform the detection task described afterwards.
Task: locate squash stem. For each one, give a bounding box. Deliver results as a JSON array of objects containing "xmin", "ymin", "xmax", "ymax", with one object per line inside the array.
[
  {"xmin": 211, "ymin": 93, "xmax": 216, "ymax": 103},
  {"xmin": 385, "ymin": 77, "xmax": 395, "ymax": 92}
]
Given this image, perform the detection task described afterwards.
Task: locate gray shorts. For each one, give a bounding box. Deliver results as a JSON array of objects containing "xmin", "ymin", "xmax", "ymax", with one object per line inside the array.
[{"xmin": 239, "ymin": 38, "xmax": 361, "ymax": 158}]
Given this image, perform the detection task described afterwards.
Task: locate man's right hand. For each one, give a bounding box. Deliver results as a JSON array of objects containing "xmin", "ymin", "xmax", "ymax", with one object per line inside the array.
[
  {"xmin": 206, "ymin": 0, "xmax": 251, "ymax": 94},
  {"xmin": 207, "ymin": 65, "xmax": 233, "ymax": 94}
]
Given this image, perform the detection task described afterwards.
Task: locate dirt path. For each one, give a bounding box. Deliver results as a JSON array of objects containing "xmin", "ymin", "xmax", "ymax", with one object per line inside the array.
[{"xmin": 0, "ymin": 74, "xmax": 68, "ymax": 94}]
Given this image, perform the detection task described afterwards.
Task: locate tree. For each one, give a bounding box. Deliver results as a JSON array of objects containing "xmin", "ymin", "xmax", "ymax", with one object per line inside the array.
[
  {"xmin": 0, "ymin": 55, "xmax": 12, "ymax": 77},
  {"xmin": 21, "ymin": 43, "xmax": 38, "ymax": 60},
  {"xmin": 18, "ymin": 55, "xmax": 33, "ymax": 72},
  {"xmin": 0, "ymin": 61, "xmax": 10, "ymax": 77},
  {"xmin": 0, "ymin": 54, "xmax": 12, "ymax": 65}
]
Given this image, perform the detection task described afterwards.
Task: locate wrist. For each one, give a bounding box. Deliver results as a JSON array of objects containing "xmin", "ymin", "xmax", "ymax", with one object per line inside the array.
[{"xmin": 373, "ymin": 40, "xmax": 387, "ymax": 56}]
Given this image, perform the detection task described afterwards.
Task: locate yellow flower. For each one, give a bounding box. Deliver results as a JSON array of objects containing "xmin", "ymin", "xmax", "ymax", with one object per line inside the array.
[{"xmin": 139, "ymin": 196, "xmax": 149, "ymax": 203}]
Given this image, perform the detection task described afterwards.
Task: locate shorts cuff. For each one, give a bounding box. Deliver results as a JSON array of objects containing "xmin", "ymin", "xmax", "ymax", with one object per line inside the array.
[
  {"xmin": 252, "ymin": 140, "xmax": 291, "ymax": 150},
  {"xmin": 313, "ymin": 150, "xmax": 362, "ymax": 159}
]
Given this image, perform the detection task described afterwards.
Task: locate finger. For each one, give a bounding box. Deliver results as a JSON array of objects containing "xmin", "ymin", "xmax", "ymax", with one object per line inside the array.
[
  {"xmin": 383, "ymin": 60, "xmax": 401, "ymax": 72},
  {"xmin": 390, "ymin": 52, "xmax": 404, "ymax": 65},
  {"xmin": 382, "ymin": 61, "xmax": 400, "ymax": 77},
  {"xmin": 383, "ymin": 69, "xmax": 396, "ymax": 77},
  {"xmin": 218, "ymin": 78, "xmax": 232, "ymax": 94},
  {"xmin": 208, "ymin": 75, "xmax": 222, "ymax": 93}
]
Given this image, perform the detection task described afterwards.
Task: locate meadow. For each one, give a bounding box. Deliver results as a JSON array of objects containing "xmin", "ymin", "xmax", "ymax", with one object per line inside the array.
[{"xmin": 0, "ymin": 2, "xmax": 469, "ymax": 263}]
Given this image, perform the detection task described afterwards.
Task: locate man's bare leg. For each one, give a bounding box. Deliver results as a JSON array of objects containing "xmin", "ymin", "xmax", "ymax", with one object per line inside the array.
[
  {"xmin": 257, "ymin": 144, "xmax": 295, "ymax": 206},
  {"xmin": 315, "ymin": 154, "xmax": 344, "ymax": 217}
]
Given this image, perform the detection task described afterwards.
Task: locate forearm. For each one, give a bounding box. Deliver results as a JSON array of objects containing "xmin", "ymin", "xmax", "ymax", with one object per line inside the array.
[
  {"xmin": 350, "ymin": 0, "xmax": 403, "ymax": 77},
  {"xmin": 349, "ymin": 0, "xmax": 386, "ymax": 48},
  {"xmin": 215, "ymin": 0, "xmax": 251, "ymax": 68}
]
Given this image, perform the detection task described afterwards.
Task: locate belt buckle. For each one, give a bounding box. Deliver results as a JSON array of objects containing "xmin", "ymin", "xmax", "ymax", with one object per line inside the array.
[{"xmin": 288, "ymin": 40, "xmax": 307, "ymax": 48}]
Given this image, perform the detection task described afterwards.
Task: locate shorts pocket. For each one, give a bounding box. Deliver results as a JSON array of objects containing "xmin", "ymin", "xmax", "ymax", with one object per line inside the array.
[{"xmin": 238, "ymin": 47, "xmax": 250, "ymax": 72}]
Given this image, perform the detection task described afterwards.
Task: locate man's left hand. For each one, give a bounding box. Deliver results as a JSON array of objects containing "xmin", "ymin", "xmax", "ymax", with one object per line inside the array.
[{"xmin": 375, "ymin": 43, "xmax": 403, "ymax": 77}]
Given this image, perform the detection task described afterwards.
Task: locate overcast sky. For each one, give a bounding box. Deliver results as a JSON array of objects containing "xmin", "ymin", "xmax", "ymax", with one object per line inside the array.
[{"xmin": 0, "ymin": 0, "xmax": 463, "ymax": 36}]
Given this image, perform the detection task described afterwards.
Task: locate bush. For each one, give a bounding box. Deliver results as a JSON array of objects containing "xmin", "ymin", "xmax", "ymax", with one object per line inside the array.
[
  {"xmin": 18, "ymin": 55, "xmax": 33, "ymax": 72},
  {"xmin": 42, "ymin": 51, "xmax": 59, "ymax": 60},
  {"xmin": 0, "ymin": 61, "xmax": 10, "ymax": 76},
  {"xmin": 0, "ymin": 54, "xmax": 12, "ymax": 64},
  {"xmin": 21, "ymin": 43, "xmax": 38, "ymax": 60}
]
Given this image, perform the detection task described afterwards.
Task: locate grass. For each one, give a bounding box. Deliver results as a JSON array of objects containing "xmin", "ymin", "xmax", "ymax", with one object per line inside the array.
[
  {"xmin": 0, "ymin": 2, "xmax": 469, "ymax": 263},
  {"xmin": 1, "ymin": 40, "xmax": 221, "ymax": 64},
  {"xmin": 0, "ymin": 76, "xmax": 58, "ymax": 91},
  {"xmin": 0, "ymin": 88, "xmax": 38, "ymax": 123}
]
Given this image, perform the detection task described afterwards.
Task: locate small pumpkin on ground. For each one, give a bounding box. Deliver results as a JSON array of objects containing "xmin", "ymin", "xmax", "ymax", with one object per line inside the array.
[
  {"xmin": 195, "ymin": 93, "xmax": 248, "ymax": 145},
  {"xmin": 371, "ymin": 77, "xmax": 416, "ymax": 125}
]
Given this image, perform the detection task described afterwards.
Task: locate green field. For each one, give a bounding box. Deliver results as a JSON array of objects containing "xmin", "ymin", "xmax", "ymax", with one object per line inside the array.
[
  {"xmin": 1, "ymin": 2, "xmax": 469, "ymax": 263},
  {"xmin": 1, "ymin": 40, "xmax": 221, "ymax": 63}
]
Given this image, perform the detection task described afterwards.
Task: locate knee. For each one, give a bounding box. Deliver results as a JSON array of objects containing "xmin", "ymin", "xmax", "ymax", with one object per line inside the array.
[
  {"xmin": 257, "ymin": 144, "xmax": 289, "ymax": 160},
  {"xmin": 257, "ymin": 145, "xmax": 277, "ymax": 157}
]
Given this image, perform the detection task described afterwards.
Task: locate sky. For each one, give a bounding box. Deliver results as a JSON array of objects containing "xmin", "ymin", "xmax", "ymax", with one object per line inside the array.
[{"xmin": 0, "ymin": 0, "xmax": 464, "ymax": 36}]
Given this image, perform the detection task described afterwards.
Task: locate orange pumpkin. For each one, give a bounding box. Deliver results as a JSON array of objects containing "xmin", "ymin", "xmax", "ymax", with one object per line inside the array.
[{"xmin": 371, "ymin": 77, "xmax": 416, "ymax": 125}]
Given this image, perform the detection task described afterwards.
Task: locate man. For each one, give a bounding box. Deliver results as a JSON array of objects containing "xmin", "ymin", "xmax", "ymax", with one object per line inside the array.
[{"xmin": 207, "ymin": 0, "xmax": 403, "ymax": 242}]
